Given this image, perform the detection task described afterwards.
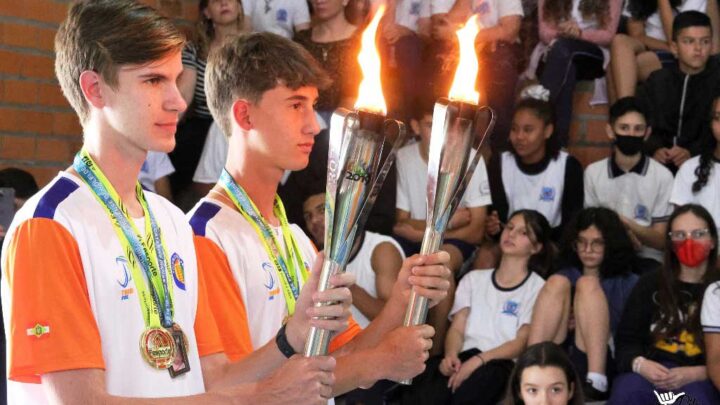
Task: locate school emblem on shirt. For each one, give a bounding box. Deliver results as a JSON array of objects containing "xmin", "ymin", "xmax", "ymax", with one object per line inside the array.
[
  {"xmin": 634, "ymin": 204, "xmax": 649, "ymax": 222},
  {"xmin": 27, "ymin": 323, "xmax": 50, "ymax": 338},
  {"xmin": 276, "ymin": 8, "xmax": 288, "ymax": 23},
  {"xmin": 263, "ymin": 262, "xmax": 280, "ymax": 300},
  {"xmin": 539, "ymin": 186, "xmax": 556, "ymax": 202},
  {"xmin": 116, "ymin": 256, "xmax": 134, "ymax": 300},
  {"xmin": 171, "ymin": 253, "xmax": 186, "ymax": 291},
  {"xmin": 410, "ymin": 1, "xmax": 421, "ymax": 14},
  {"xmin": 502, "ymin": 300, "xmax": 520, "ymax": 317}
]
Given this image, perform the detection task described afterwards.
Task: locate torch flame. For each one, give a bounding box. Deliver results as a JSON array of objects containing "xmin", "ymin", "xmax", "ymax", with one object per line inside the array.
[
  {"xmin": 353, "ymin": 5, "xmax": 387, "ymax": 115},
  {"xmin": 448, "ymin": 16, "xmax": 481, "ymax": 104}
]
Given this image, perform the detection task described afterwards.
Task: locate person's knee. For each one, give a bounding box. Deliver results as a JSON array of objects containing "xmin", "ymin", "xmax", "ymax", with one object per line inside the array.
[
  {"xmin": 544, "ymin": 274, "xmax": 572, "ymax": 296},
  {"xmin": 611, "ymin": 33, "xmax": 632, "ymax": 51},
  {"xmin": 547, "ymin": 38, "xmax": 574, "ymax": 60},
  {"xmin": 576, "ymin": 275, "xmax": 604, "ymax": 296}
]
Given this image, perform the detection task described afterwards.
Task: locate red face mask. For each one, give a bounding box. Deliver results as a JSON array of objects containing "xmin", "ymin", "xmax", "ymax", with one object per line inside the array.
[{"xmin": 673, "ymin": 239, "xmax": 713, "ymax": 267}]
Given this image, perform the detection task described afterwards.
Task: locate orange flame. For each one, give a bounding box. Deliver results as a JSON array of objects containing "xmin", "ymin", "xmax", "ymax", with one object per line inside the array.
[
  {"xmin": 448, "ymin": 16, "xmax": 481, "ymax": 104},
  {"xmin": 353, "ymin": 5, "xmax": 387, "ymax": 115}
]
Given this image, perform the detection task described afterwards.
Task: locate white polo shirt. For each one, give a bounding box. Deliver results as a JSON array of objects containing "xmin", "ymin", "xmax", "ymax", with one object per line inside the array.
[
  {"xmin": 584, "ymin": 155, "xmax": 674, "ymax": 262},
  {"xmin": 670, "ymin": 155, "xmax": 720, "ymax": 235},
  {"xmin": 244, "ymin": 0, "xmax": 310, "ymax": 38},
  {"xmin": 450, "ymin": 269, "xmax": 544, "ymax": 353},
  {"xmin": 396, "ymin": 0, "xmax": 431, "ymax": 32},
  {"xmin": 396, "ymin": 142, "xmax": 492, "ymax": 219},
  {"xmin": 139, "ymin": 151, "xmax": 175, "ymax": 192},
  {"xmin": 431, "ymin": 0, "xmax": 523, "ymax": 27},
  {"xmin": 702, "ymin": 282, "xmax": 720, "ymax": 334},
  {"xmin": 623, "ymin": 0, "xmax": 707, "ymax": 41}
]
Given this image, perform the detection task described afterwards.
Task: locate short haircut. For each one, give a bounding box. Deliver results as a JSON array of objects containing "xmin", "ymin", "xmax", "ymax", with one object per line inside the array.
[
  {"xmin": 608, "ymin": 96, "xmax": 648, "ymax": 125},
  {"xmin": 672, "ymin": 10, "xmax": 712, "ymax": 40},
  {"xmin": 55, "ymin": 0, "xmax": 185, "ymax": 124},
  {"xmin": 205, "ymin": 32, "xmax": 332, "ymax": 137},
  {"xmin": 0, "ymin": 168, "xmax": 38, "ymax": 199}
]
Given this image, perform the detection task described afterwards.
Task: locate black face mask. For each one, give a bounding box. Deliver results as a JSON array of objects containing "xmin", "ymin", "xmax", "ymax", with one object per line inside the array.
[{"xmin": 614, "ymin": 134, "xmax": 644, "ymax": 156}]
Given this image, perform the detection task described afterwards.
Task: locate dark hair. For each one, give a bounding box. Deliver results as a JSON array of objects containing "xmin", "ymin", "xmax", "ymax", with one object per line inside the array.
[
  {"xmin": 507, "ymin": 209, "xmax": 556, "ymax": 277},
  {"xmin": 692, "ymin": 95, "xmax": 720, "ymax": 193},
  {"xmin": 0, "ymin": 168, "xmax": 38, "ymax": 200},
  {"xmin": 560, "ymin": 207, "xmax": 637, "ymax": 279},
  {"xmin": 194, "ymin": 0, "xmax": 246, "ymax": 60},
  {"xmin": 609, "ymin": 97, "xmax": 648, "ymax": 126},
  {"xmin": 672, "ymin": 11, "xmax": 712, "ymax": 41},
  {"xmin": 654, "ymin": 204, "xmax": 720, "ymax": 349},
  {"xmin": 542, "ymin": 0, "xmax": 610, "ymax": 28},
  {"xmin": 628, "ymin": 0, "xmax": 681, "ymax": 21},
  {"xmin": 511, "ymin": 98, "xmax": 561, "ymax": 160},
  {"xmin": 504, "ymin": 342, "xmax": 584, "ymax": 405},
  {"xmin": 55, "ymin": 0, "xmax": 185, "ymax": 123},
  {"xmin": 205, "ymin": 32, "xmax": 332, "ymax": 137}
]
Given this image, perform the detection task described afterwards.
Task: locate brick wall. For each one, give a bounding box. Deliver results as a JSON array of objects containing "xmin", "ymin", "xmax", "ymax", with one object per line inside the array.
[
  {"xmin": 0, "ymin": 0, "xmax": 197, "ymax": 186},
  {"xmin": 568, "ymin": 80, "xmax": 613, "ymax": 167}
]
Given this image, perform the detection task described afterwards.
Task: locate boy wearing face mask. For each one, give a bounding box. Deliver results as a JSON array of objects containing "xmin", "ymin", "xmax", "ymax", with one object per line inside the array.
[{"xmin": 584, "ymin": 97, "xmax": 674, "ymax": 269}]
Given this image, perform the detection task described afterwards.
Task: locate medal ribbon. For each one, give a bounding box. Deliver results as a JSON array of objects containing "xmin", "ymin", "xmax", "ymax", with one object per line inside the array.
[
  {"xmin": 73, "ymin": 150, "xmax": 174, "ymax": 329},
  {"xmin": 219, "ymin": 169, "xmax": 308, "ymax": 315}
]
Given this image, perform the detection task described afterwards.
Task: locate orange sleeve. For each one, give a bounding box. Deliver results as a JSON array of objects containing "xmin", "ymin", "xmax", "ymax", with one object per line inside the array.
[
  {"xmin": 329, "ymin": 316, "xmax": 363, "ymax": 353},
  {"xmin": 193, "ymin": 235, "xmax": 253, "ymax": 362},
  {"xmin": 4, "ymin": 218, "xmax": 104, "ymax": 383}
]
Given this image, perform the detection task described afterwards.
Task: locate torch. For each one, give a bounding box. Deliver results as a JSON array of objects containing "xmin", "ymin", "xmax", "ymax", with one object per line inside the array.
[
  {"xmin": 304, "ymin": 5, "xmax": 407, "ymax": 357},
  {"xmin": 399, "ymin": 16, "xmax": 496, "ymax": 384}
]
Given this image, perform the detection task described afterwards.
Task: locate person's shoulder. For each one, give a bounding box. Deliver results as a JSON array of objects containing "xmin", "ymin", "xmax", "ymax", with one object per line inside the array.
[
  {"xmin": 396, "ymin": 142, "xmax": 420, "ymax": 162},
  {"xmin": 585, "ymin": 158, "xmax": 609, "ymax": 175},
  {"xmin": 647, "ymin": 156, "xmax": 674, "ymax": 179},
  {"xmin": 676, "ymin": 155, "xmax": 703, "ymax": 177}
]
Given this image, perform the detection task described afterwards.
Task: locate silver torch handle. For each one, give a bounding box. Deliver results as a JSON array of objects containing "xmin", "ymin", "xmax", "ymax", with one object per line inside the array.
[{"xmin": 304, "ymin": 259, "xmax": 342, "ymax": 357}]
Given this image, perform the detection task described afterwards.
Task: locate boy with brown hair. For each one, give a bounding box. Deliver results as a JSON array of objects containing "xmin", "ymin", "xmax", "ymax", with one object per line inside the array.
[{"xmin": 2, "ymin": 1, "xmax": 353, "ymax": 403}]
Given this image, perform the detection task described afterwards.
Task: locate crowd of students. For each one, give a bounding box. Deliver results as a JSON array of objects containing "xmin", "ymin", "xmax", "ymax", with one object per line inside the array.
[{"xmin": 5, "ymin": 0, "xmax": 720, "ymax": 404}]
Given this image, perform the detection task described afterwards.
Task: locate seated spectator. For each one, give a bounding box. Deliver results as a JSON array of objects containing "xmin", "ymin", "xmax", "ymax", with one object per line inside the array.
[
  {"xmin": 638, "ymin": 10, "xmax": 720, "ymax": 172},
  {"xmin": 671, "ymin": 93, "xmax": 720, "ymax": 236},
  {"xmin": 531, "ymin": 0, "xmax": 622, "ymax": 146},
  {"xmin": 192, "ymin": 121, "xmax": 228, "ymax": 197},
  {"xmin": 394, "ymin": 98, "xmax": 492, "ymax": 352},
  {"xmin": 138, "ymin": 151, "xmax": 175, "ymax": 201},
  {"xmin": 529, "ymin": 207, "xmax": 640, "ymax": 401},
  {"xmin": 302, "ymin": 187, "xmax": 404, "ymax": 328},
  {"xmin": 432, "ymin": 0, "xmax": 523, "ymax": 151},
  {"xmin": 295, "ymin": 0, "xmax": 361, "ymax": 124},
  {"xmin": 0, "ymin": 168, "xmax": 39, "ymax": 211},
  {"xmin": 244, "ymin": 0, "xmax": 310, "ymax": 38},
  {"xmin": 173, "ymin": 0, "xmax": 248, "ymax": 209},
  {"xmin": 608, "ymin": 0, "xmax": 720, "ymax": 102},
  {"xmin": 610, "ymin": 204, "xmax": 720, "ymax": 405},
  {"xmin": 702, "ymin": 272, "xmax": 720, "ymax": 390},
  {"xmin": 397, "ymin": 210, "xmax": 551, "ymax": 405},
  {"xmin": 504, "ymin": 342, "xmax": 584, "ymax": 405},
  {"xmin": 476, "ymin": 87, "xmax": 583, "ymax": 269},
  {"xmin": 585, "ymin": 97, "xmax": 673, "ymax": 268}
]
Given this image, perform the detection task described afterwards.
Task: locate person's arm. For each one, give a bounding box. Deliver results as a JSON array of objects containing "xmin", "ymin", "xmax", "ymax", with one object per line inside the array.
[
  {"xmin": 621, "ymin": 217, "xmax": 667, "ymax": 250},
  {"xmin": 394, "ymin": 209, "xmax": 426, "ymax": 242},
  {"xmin": 579, "ymin": 0, "xmax": 622, "ymax": 46},
  {"xmin": 706, "ymin": 333, "xmax": 720, "ymax": 389},
  {"xmin": 708, "ymin": 0, "xmax": 720, "ymax": 53},
  {"xmin": 560, "ymin": 156, "xmax": 584, "ymax": 231},
  {"xmin": 537, "ymin": 0, "xmax": 561, "ymax": 44},
  {"xmin": 350, "ymin": 242, "xmax": 403, "ymax": 321},
  {"xmin": 615, "ymin": 273, "xmax": 655, "ymax": 372},
  {"xmin": 177, "ymin": 66, "xmax": 197, "ymax": 116},
  {"xmin": 445, "ymin": 205, "xmax": 487, "ymax": 244},
  {"xmin": 628, "ymin": 18, "xmax": 670, "ymax": 50},
  {"xmin": 657, "ymin": 0, "xmax": 675, "ymax": 45},
  {"xmin": 445, "ymin": 0, "xmax": 521, "ymax": 44},
  {"xmin": 487, "ymin": 154, "xmax": 509, "ymax": 227}
]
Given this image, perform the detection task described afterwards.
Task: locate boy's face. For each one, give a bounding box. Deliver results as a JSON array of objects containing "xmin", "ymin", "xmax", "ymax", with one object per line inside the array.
[
  {"xmin": 245, "ymin": 84, "xmax": 321, "ymax": 171},
  {"xmin": 100, "ymin": 51, "xmax": 186, "ymax": 154},
  {"xmin": 607, "ymin": 111, "xmax": 648, "ymax": 140},
  {"xmin": 302, "ymin": 193, "xmax": 325, "ymax": 247},
  {"xmin": 416, "ymin": 113, "xmax": 433, "ymax": 144},
  {"xmin": 672, "ymin": 26, "xmax": 712, "ymax": 74}
]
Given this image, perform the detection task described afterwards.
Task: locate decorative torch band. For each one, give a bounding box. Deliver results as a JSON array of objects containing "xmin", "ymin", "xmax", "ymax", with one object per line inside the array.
[
  {"xmin": 400, "ymin": 98, "xmax": 495, "ymax": 384},
  {"xmin": 304, "ymin": 108, "xmax": 406, "ymax": 357}
]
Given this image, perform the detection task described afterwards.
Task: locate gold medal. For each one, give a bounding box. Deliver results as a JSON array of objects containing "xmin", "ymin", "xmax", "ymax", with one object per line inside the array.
[{"xmin": 140, "ymin": 327, "xmax": 175, "ymax": 369}]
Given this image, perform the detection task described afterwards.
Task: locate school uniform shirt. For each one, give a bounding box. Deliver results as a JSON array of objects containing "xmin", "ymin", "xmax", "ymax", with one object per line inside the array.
[
  {"xmin": 396, "ymin": 142, "xmax": 492, "ymax": 220},
  {"xmin": 2, "ymin": 173, "xmax": 224, "ymax": 404},
  {"xmin": 139, "ymin": 151, "xmax": 175, "ymax": 192},
  {"xmin": 431, "ymin": 0, "xmax": 524, "ymax": 26},
  {"xmin": 670, "ymin": 156, "xmax": 720, "ymax": 235},
  {"xmin": 450, "ymin": 269, "xmax": 545, "ymax": 353},
  {"xmin": 244, "ymin": 0, "xmax": 310, "ymax": 39},
  {"xmin": 701, "ymin": 281, "xmax": 720, "ymax": 334},
  {"xmin": 395, "ymin": 0, "xmax": 431, "ymax": 32},
  {"xmin": 584, "ymin": 155, "xmax": 673, "ymax": 262},
  {"xmin": 192, "ymin": 122, "xmax": 228, "ymax": 185},
  {"xmin": 346, "ymin": 232, "xmax": 405, "ymax": 328},
  {"xmin": 489, "ymin": 151, "xmax": 583, "ymax": 238},
  {"xmin": 187, "ymin": 197, "xmax": 361, "ymax": 355},
  {"xmin": 624, "ymin": 0, "xmax": 708, "ymax": 42},
  {"xmin": 615, "ymin": 270, "xmax": 706, "ymax": 373}
]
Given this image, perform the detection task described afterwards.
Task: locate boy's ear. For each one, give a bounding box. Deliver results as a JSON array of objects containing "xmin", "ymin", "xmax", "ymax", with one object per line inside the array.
[
  {"xmin": 606, "ymin": 123, "xmax": 615, "ymax": 141},
  {"xmin": 410, "ymin": 118, "xmax": 420, "ymax": 135},
  {"xmin": 79, "ymin": 70, "xmax": 105, "ymax": 109},
  {"xmin": 670, "ymin": 40, "xmax": 679, "ymax": 58},
  {"xmin": 232, "ymin": 99, "xmax": 253, "ymax": 131},
  {"xmin": 644, "ymin": 126, "xmax": 652, "ymax": 140}
]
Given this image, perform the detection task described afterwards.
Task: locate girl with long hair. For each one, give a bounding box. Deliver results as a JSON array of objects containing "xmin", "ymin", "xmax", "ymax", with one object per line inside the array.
[
  {"xmin": 609, "ymin": 204, "xmax": 720, "ymax": 404},
  {"xmin": 528, "ymin": 207, "xmax": 640, "ymax": 401}
]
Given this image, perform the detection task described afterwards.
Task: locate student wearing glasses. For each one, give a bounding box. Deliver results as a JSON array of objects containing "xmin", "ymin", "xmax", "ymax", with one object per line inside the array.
[
  {"xmin": 609, "ymin": 204, "xmax": 720, "ymax": 404},
  {"xmin": 528, "ymin": 207, "xmax": 639, "ymax": 401}
]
